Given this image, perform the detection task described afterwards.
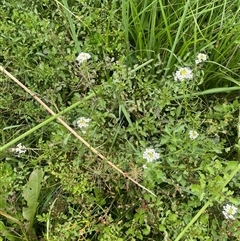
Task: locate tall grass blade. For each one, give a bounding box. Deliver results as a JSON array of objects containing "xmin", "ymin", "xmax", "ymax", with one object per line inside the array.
[
  {"xmin": 165, "ymin": 0, "xmax": 191, "ymax": 76},
  {"xmin": 61, "ymin": 0, "xmax": 81, "ymax": 53}
]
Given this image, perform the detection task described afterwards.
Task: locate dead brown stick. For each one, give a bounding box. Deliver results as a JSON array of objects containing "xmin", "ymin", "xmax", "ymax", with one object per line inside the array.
[{"xmin": 0, "ymin": 65, "xmax": 156, "ymax": 197}]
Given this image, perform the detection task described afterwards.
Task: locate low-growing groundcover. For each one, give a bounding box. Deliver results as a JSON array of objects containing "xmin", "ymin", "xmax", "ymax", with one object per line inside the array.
[{"xmin": 1, "ymin": 0, "xmax": 240, "ymax": 240}]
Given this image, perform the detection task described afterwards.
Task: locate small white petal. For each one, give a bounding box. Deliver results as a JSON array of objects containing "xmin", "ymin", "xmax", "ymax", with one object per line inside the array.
[
  {"xmin": 10, "ymin": 143, "xmax": 27, "ymax": 156},
  {"xmin": 143, "ymin": 148, "xmax": 160, "ymax": 162},
  {"xmin": 195, "ymin": 53, "xmax": 208, "ymax": 64},
  {"xmin": 174, "ymin": 67, "xmax": 193, "ymax": 81},
  {"xmin": 189, "ymin": 130, "xmax": 199, "ymax": 140},
  {"xmin": 75, "ymin": 117, "xmax": 91, "ymax": 132},
  {"xmin": 222, "ymin": 204, "xmax": 238, "ymax": 220},
  {"xmin": 76, "ymin": 52, "xmax": 91, "ymax": 64}
]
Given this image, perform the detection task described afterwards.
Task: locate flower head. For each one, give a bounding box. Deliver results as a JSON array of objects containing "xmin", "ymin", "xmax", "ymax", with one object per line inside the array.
[
  {"xmin": 75, "ymin": 117, "xmax": 91, "ymax": 133},
  {"xmin": 222, "ymin": 204, "xmax": 238, "ymax": 220},
  {"xmin": 174, "ymin": 67, "xmax": 193, "ymax": 81},
  {"xmin": 76, "ymin": 52, "xmax": 91, "ymax": 64},
  {"xmin": 189, "ymin": 130, "xmax": 199, "ymax": 140},
  {"xmin": 143, "ymin": 148, "xmax": 160, "ymax": 162},
  {"xmin": 10, "ymin": 143, "xmax": 27, "ymax": 156},
  {"xmin": 195, "ymin": 53, "xmax": 208, "ymax": 64}
]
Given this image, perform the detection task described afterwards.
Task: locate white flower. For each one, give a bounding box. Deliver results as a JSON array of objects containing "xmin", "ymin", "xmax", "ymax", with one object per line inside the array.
[
  {"xmin": 143, "ymin": 148, "xmax": 160, "ymax": 162},
  {"xmin": 189, "ymin": 130, "xmax": 199, "ymax": 140},
  {"xmin": 195, "ymin": 53, "xmax": 208, "ymax": 64},
  {"xmin": 76, "ymin": 52, "xmax": 91, "ymax": 64},
  {"xmin": 75, "ymin": 117, "xmax": 91, "ymax": 133},
  {"xmin": 174, "ymin": 67, "xmax": 193, "ymax": 81},
  {"xmin": 222, "ymin": 204, "xmax": 238, "ymax": 220},
  {"xmin": 10, "ymin": 143, "xmax": 27, "ymax": 156}
]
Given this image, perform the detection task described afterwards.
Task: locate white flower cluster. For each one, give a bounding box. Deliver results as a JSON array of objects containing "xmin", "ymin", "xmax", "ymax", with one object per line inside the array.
[
  {"xmin": 222, "ymin": 204, "xmax": 238, "ymax": 220},
  {"xmin": 174, "ymin": 67, "xmax": 193, "ymax": 81},
  {"xmin": 76, "ymin": 117, "xmax": 91, "ymax": 133},
  {"xmin": 10, "ymin": 143, "xmax": 27, "ymax": 156},
  {"xmin": 189, "ymin": 130, "xmax": 199, "ymax": 140},
  {"xmin": 76, "ymin": 52, "xmax": 91, "ymax": 64},
  {"xmin": 195, "ymin": 53, "xmax": 208, "ymax": 64},
  {"xmin": 143, "ymin": 148, "xmax": 160, "ymax": 162}
]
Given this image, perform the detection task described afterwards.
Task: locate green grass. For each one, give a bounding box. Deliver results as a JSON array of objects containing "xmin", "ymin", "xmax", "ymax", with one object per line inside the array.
[
  {"xmin": 1, "ymin": 0, "xmax": 240, "ymax": 240},
  {"xmin": 121, "ymin": 0, "xmax": 240, "ymax": 87}
]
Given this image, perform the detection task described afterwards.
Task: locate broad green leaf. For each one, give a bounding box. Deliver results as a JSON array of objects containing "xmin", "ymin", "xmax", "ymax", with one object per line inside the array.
[{"xmin": 22, "ymin": 169, "xmax": 44, "ymax": 230}]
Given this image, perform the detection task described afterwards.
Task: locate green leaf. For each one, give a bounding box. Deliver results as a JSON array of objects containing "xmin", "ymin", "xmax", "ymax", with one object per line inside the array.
[
  {"xmin": 0, "ymin": 221, "xmax": 16, "ymax": 241},
  {"xmin": 168, "ymin": 213, "xmax": 178, "ymax": 222},
  {"xmin": 142, "ymin": 225, "xmax": 151, "ymax": 235},
  {"xmin": 22, "ymin": 169, "xmax": 44, "ymax": 231},
  {"xmin": 158, "ymin": 224, "xmax": 165, "ymax": 231}
]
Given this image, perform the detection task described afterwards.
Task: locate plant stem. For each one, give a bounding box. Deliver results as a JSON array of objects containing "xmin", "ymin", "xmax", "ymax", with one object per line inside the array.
[{"xmin": 0, "ymin": 98, "xmax": 87, "ymax": 152}]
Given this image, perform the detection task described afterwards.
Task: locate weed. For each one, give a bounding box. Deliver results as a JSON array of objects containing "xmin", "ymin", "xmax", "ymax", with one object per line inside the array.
[{"xmin": 1, "ymin": 0, "xmax": 240, "ymax": 240}]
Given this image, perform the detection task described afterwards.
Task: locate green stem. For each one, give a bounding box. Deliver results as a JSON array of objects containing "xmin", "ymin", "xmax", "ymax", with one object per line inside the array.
[
  {"xmin": 0, "ymin": 93, "xmax": 96, "ymax": 153},
  {"xmin": 174, "ymin": 105, "xmax": 240, "ymax": 241},
  {"xmin": 174, "ymin": 86, "xmax": 240, "ymax": 99},
  {"xmin": 129, "ymin": 59, "xmax": 154, "ymax": 74},
  {"xmin": 174, "ymin": 125, "xmax": 240, "ymax": 241},
  {"xmin": 174, "ymin": 201, "xmax": 211, "ymax": 241}
]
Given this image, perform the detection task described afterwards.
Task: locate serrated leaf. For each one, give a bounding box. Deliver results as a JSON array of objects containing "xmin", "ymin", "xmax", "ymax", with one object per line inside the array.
[{"xmin": 22, "ymin": 169, "xmax": 44, "ymax": 230}]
